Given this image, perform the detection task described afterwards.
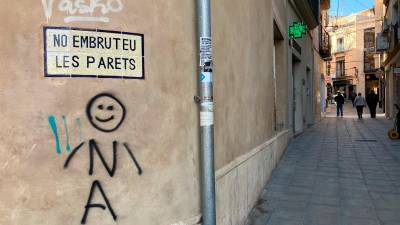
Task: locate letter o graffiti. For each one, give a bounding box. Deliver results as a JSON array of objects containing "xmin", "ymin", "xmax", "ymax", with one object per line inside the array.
[{"xmin": 107, "ymin": 0, "xmax": 123, "ymax": 13}]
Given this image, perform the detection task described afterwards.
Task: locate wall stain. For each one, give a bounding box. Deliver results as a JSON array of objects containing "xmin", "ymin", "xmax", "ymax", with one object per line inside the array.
[
  {"xmin": 76, "ymin": 117, "xmax": 83, "ymax": 142},
  {"xmin": 62, "ymin": 115, "xmax": 71, "ymax": 152}
]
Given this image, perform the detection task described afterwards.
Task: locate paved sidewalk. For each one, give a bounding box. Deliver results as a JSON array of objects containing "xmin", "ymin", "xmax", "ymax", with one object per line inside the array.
[{"xmin": 246, "ymin": 103, "xmax": 400, "ymax": 225}]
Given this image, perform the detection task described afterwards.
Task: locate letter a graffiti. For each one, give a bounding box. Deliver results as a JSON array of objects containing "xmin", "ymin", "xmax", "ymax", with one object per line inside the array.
[{"xmin": 81, "ymin": 180, "xmax": 117, "ymax": 224}]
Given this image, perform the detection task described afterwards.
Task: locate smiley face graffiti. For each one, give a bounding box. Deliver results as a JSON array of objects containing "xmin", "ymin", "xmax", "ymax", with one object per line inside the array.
[
  {"xmin": 86, "ymin": 93, "xmax": 126, "ymax": 132},
  {"xmin": 59, "ymin": 92, "xmax": 144, "ymax": 224}
]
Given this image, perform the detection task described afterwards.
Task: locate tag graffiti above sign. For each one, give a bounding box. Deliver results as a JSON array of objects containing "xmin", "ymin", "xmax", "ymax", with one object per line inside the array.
[
  {"xmin": 41, "ymin": 0, "xmax": 124, "ymax": 23},
  {"xmin": 44, "ymin": 27, "xmax": 144, "ymax": 79}
]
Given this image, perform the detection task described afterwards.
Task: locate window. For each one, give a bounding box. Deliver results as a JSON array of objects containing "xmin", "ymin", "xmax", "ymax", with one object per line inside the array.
[
  {"xmin": 337, "ymin": 37, "xmax": 345, "ymax": 52},
  {"xmin": 336, "ymin": 57, "xmax": 345, "ymax": 77},
  {"xmin": 364, "ymin": 28, "xmax": 375, "ymax": 51},
  {"xmin": 364, "ymin": 28, "xmax": 376, "ymax": 72},
  {"xmin": 364, "ymin": 52, "xmax": 375, "ymax": 72}
]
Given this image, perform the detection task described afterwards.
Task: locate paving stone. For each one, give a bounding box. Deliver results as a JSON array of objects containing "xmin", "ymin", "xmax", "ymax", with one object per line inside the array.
[
  {"xmin": 310, "ymin": 196, "xmax": 340, "ymax": 206},
  {"xmin": 341, "ymin": 218, "xmax": 380, "ymax": 225},
  {"xmin": 305, "ymin": 211, "xmax": 339, "ymax": 225},
  {"xmin": 341, "ymin": 197, "xmax": 374, "ymax": 208},
  {"xmin": 308, "ymin": 205, "xmax": 340, "ymax": 215},
  {"xmin": 267, "ymin": 216, "xmax": 303, "ymax": 225},
  {"xmin": 287, "ymin": 185, "xmax": 315, "ymax": 195},
  {"xmin": 313, "ymin": 187, "xmax": 340, "ymax": 197},
  {"xmin": 376, "ymin": 210, "xmax": 400, "ymax": 222},
  {"xmin": 340, "ymin": 188, "xmax": 370, "ymax": 199},
  {"xmin": 340, "ymin": 206, "xmax": 377, "ymax": 219},
  {"xmin": 366, "ymin": 184, "xmax": 400, "ymax": 194},
  {"xmin": 272, "ymin": 200, "xmax": 308, "ymax": 209},
  {"xmin": 382, "ymin": 221, "xmax": 400, "ymax": 225}
]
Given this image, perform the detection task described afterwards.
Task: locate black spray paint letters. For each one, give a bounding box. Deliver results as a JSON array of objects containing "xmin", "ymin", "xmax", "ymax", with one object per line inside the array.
[
  {"xmin": 64, "ymin": 139, "xmax": 143, "ymax": 177},
  {"xmin": 86, "ymin": 93, "xmax": 126, "ymax": 133},
  {"xmin": 61, "ymin": 93, "xmax": 143, "ymax": 224},
  {"xmin": 81, "ymin": 180, "xmax": 117, "ymax": 224}
]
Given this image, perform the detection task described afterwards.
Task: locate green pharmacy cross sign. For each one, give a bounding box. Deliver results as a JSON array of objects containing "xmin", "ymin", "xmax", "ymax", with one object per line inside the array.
[{"xmin": 289, "ymin": 22, "xmax": 307, "ymax": 39}]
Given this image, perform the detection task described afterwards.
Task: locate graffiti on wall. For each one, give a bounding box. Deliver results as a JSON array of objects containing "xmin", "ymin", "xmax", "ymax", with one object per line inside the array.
[
  {"xmin": 41, "ymin": 0, "xmax": 124, "ymax": 23},
  {"xmin": 48, "ymin": 115, "xmax": 62, "ymax": 154},
  {"xmin": 48, "ymin": 114, "xmax": 78, "ymax": 154},
  {"xmin": 86, "ymin": 93, "xmax": 126, "ymax": 132},
  {"xmin": 48, "ymin": 93, "xmax": 143, "ymax": 224}
]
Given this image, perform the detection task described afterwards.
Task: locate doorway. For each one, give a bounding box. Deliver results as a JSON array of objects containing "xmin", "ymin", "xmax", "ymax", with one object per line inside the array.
[{"xmin": 292, "ymin": 56, "xmax": 302, "ymax": 134}]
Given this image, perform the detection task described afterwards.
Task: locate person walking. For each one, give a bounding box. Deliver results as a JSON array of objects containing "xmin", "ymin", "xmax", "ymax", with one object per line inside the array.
[
  {"xmin": 354, "ymin": 92, "xmax": 366, "ymax": 119},
  {"xmin": 351, "ymin": 92, "xmax": 357, "ymax": 107},
  {"xmin": 327, "ymin": 92, "xmax": 333, "ymax": 104},
  {"xmin": 334, "ymin": 91, "xmax": 345, "ymax": 117},
  {"xmin": 366, "ymin": 90, "xmax": 379, "ymax": 118}
]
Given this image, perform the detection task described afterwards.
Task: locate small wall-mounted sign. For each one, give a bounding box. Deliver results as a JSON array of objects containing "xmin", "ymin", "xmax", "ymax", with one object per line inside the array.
[
  {"xmin": 376, "ymin": 33, "xmax": 389, "ymax": 52},
  {"xmin": 394, "ymin": 67, "xmax": 400, "ymax": 77},
  {"xmin": 44, "ymin": 26, "xmax": 144, "ymax": 79},
  {"xmin": 289, "ymin": 22, "xmax": 307, "ymax": 39}
]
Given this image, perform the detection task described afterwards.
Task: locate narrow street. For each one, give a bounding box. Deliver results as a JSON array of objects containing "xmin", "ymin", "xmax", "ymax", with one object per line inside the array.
[{"xmin": 247, "ymin": 103, "xmax": 400, "ymax": 225}]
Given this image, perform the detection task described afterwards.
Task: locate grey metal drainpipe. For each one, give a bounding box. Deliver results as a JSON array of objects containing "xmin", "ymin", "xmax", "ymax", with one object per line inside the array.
[{"xmin": 196, "ymin": 0, "xmax": 216, "ymax": 224}]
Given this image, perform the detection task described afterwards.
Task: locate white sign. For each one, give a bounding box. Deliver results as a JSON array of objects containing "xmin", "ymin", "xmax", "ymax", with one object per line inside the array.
[{"xmin": 44, "ymin": 26, "xmax": 144, "ymax": 79}]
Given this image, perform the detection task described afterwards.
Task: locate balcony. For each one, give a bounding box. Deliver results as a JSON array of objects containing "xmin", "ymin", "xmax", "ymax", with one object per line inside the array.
[
  {"xmin": 333, "ymin": 75, "xmax": 354, "ymax": 81},
  {"xmin": 294, "ymin": 0, "xmax": 320, "ymax": 29},
  {"xmin": 319, "ymin": 25, "xmax": 331, "ymax": 60},
  {"xmin": 332, "ymin": 75, "xmax": 354, "ymax": 86},
  {"xmin": 336, "ymin": 46, "xmax": 345, "ymax": 53}
]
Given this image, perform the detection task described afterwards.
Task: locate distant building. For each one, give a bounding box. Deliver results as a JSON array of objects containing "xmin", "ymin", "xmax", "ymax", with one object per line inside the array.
[{"xmin": 328, "ymin": 8, "xmax": 383, "ymax": 102}]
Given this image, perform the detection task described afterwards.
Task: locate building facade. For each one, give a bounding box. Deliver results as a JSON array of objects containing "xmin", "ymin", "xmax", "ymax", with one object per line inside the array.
[
  {"xmin": 0, "ymin": 1, "xmax": 328, "ymax": 225},
  {"xmin": 287, "ymin": 0, "xmax": 331, "ymax": 135},
  {"xmin": 381, "ymin": 0, "xmax": 400, "ymax": 118}
]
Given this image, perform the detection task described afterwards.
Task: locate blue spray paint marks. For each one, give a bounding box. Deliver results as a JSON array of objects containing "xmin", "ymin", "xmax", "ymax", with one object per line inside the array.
[
  {"xmin": 62, "ymin": 115, "xmax": 71, "ymax": 152},
  {"xmin": 48, "ymin": 115, "xmax": 61, "ymax": 154},
  {"xmin": 76, "ymin": 117, "xmax": 83, "ymax": 142}
]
